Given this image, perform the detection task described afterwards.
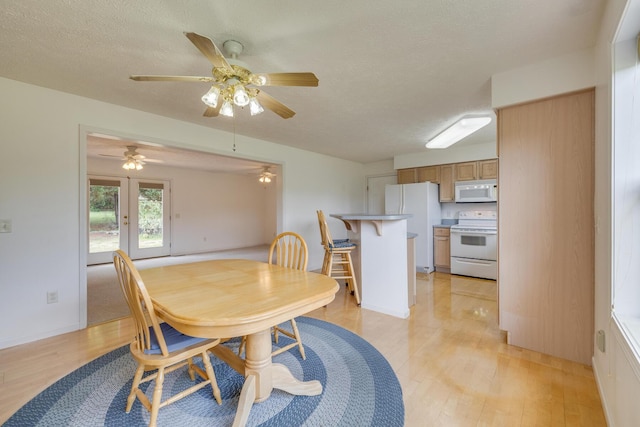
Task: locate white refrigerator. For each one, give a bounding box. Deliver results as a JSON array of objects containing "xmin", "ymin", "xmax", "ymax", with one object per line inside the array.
[{"xmin": 385, "ymin": 182, "xmax": 441, "ymax": 273}]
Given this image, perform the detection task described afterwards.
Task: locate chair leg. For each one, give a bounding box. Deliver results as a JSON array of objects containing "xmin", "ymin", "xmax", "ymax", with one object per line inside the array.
[
  {"xmin": 321, "ymin": 250, "xmax": 328, "ymax": 275},
  {"xmin": 238, "ymin": 336, "xmax": 247, "ymax": 357},
  {"xmin": 149, "ymin": 367, "xmax": 165, "ymax": 427},
  {"xmin": 187, "ymin": 357, "xmax": 196, "ymax": 381},
  {"xmin": 290, "ymin": 319, "xmax": 305, "ymax": 360},
  {"xmin": 325, "ymin": 250, "xmax": 334, "ymax": 277},
  {"xmin": 345, "ymin": 253, "xmax": 361, "ymax": 306},
  {"xmin": 126, "ymin": 364, "xmax": 145, "ymax": 412},
  {"xmin": 201, "ymin": 351, "xmax": 222, "ymax": 404}
]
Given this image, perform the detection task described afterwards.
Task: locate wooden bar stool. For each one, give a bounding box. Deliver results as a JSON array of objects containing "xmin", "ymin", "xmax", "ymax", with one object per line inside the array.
[{"xmin": 316, "ymin": 210, "xmax": 361, "ymax": 306}]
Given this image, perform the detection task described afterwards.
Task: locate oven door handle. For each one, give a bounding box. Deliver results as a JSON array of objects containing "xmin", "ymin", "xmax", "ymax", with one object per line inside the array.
[
  {"xmin": 450, "ymin": 229, "xmax": 497, "ymax": 235},
  {"xmin": 452, "ymin": 258, "xmax": 495, "ymax": 266}
]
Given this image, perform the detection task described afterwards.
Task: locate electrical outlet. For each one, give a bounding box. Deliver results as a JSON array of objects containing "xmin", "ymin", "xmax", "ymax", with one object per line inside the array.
[
  {"xmin": 47, "ymin": 291, "xmax": 58, "ymax": 304},
  {"xmin": 0, "ymin": 219, "xmax": 11, "ymax": 233}
]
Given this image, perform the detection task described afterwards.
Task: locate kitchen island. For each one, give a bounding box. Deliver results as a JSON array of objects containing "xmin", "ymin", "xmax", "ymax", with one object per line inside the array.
[{"xmin": 330, "ymin": 213, "xmax": 412, "ymax": 318}]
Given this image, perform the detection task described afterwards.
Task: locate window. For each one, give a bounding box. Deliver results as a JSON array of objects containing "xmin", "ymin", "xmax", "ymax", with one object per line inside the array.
[{"xmin": 612, "ymin": 34, "xmax": 640, "ymax": 359}]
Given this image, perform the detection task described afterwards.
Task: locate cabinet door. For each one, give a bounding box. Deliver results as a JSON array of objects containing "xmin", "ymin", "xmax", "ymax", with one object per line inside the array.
[
  {"xmin": 479, "ymin": 159, "xmax": 498, "ymax": 179},
  {"xmin": 454, "ymin": 161, "xmax": 478, "ymax": 181},
  {"xmin": 417, "ymin": 166, "xmax": 440, "ymax": 183},
  {"xmin": 397, "ymin": 168, "xmax": 417, "ymax": 184},
  {"xmin": 439, "ymin": 164, "xmax": 454, "ymax": 202},
  {"xmin": 434, "ymin": 235, "xmax": 450, "ymax": 268}
]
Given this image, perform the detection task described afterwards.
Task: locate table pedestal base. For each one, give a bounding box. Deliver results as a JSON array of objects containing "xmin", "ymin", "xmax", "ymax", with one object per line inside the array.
[{"xmin": 213, "ymin": 329, "xmax": 322, "ymax": 427}]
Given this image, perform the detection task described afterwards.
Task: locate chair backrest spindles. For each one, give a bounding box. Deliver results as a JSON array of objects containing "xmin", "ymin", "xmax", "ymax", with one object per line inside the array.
[
  {"xmin": 316, "ymin": 210, "xmax": 335, "ymax": 248},
  {"xmin": 113, "ymin": 249, "xmax": 170, "ymax": 356},
  {"xmin": 269, "ymin": 232, "xmax": 308, "ymax": 271}
]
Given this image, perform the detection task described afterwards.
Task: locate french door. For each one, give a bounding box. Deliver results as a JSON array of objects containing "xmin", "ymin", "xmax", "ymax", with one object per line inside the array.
[{"xmin": 88, "ymin": 176, "xmax": 171, "ymax": 264}]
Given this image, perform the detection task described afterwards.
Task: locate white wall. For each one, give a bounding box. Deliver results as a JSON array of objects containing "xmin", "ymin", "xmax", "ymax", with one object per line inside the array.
[
  {"xmin": 88, "ymin": 157, "xmax": 274, "ymax": 254},
  {"xmin": 440, "ymin": 202, "xmax": 497, "ymax": 220},
  {"xmin": 0, "ymin": 77, "xmax": 364, "ymax": 349},
  {"xmin": 393, "ymin": 141, "xmax": 497, "ymax": 170},
  {"xmin": 491, "ymin": 48, "xmax": 596, "ymax": 108}
]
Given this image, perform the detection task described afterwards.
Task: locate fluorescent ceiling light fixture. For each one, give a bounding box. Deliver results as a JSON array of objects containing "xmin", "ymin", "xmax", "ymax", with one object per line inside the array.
[{"xmin": 425, "ymin": 116, "xmax": 492, "ymax": 149}]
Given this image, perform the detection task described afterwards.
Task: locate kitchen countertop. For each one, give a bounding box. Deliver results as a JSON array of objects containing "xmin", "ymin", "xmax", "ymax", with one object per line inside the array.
[
  {"xmin": 434, "ymin": 219, "xmax": 458, "ymax": 228},
  {"xmin": 331, "ymin": 213, "xmax": 413, "ymax": 221}
]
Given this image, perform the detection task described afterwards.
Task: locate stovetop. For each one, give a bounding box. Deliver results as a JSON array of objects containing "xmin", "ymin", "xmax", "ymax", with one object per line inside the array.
[{"xmin": 451, "ymin": 210, "xmax": 497, "ymax": 230}]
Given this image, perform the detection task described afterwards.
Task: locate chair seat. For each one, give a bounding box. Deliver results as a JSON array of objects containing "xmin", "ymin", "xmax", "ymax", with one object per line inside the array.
[
  {"xmin": 146, "ymin": 323, "xmax": 208, "ymax": 355},
  {"xmin": 329, "ymin": 241, "xmax": 357, "ymax": 249}
]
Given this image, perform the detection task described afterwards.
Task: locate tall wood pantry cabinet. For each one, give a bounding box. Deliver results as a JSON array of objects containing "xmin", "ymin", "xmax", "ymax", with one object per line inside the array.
[{"xmin": 497, "ymin": 89, "xmax": 594, "ymax": 365}]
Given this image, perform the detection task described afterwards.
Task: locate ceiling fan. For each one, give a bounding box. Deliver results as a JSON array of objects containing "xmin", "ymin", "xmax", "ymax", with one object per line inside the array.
[
  {"xmin": 99, "ymin": 145, "xmax": 162, "ymax": 170},
  {"xmin": 130, "ymin": 32, "xmax": 319, "ymax": 119},
  {"xmin": 257, "ymin": 166, "xmax": 277, "ymax": 183}
]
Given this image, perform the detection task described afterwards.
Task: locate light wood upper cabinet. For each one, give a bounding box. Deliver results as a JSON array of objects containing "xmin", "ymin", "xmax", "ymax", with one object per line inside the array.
[
  {"xmin": 397, "ymin": 168, "xmax": 417, "ymax": 184},
  {"xmin": 434, "ymin": 227, "xmax": 450, "ymax": 271},
  {"xmin": 417, "ymin": 166, "xmax": 440, "ymax": 183},
  {"xmin": 397, "ymin": 158, "xmax": 496, "ymax": 198},
  {"xmin": 454, "ymin": 161, "xmax": 478, "ymax": 181},
  {"xmin": 478, "ymin": 159, "xmax": 498, "ymax": 179},
  {"xmin": 439, "ymin": 164, "xmax": 454, "ymax": 202}
]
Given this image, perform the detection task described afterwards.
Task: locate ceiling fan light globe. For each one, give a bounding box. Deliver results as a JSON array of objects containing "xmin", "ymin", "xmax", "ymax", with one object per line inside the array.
[
  {"xmin": 233, "ymin": 85, "xmax": 250, "ymax": 107},
  {"xmin": 220, "ymin": 100, "xmax": 234, "ymax": 117},
  {"xmin": 249, "ymin": 98, "xmax": 264, "ymax": 116},
  {"xmin": 252, "ymin": 75, "xmax": 267, "ymax": 86},
  {"xmin": 201, "ymin": 86, "xmax": 220, "ymax": 108}
]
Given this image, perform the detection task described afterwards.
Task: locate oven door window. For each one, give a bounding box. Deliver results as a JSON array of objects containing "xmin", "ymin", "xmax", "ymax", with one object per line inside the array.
[{"xmin": 461, "ymin": 235, "xmax": 486, "ymax": 246}]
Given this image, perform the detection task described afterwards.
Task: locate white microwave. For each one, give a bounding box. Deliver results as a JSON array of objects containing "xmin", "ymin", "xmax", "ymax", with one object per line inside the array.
[{"xmin": 454, "ymin": 179, "xmax": 497, "ymax": 203}]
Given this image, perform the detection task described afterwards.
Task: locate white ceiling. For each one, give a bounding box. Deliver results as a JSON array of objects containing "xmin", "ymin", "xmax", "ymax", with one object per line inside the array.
[{"xmin": 1, "ymin": 0, "xmax": 606, "ymax": 169}]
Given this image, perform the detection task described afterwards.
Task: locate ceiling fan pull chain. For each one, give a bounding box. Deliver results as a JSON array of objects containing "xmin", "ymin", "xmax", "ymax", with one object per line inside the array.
[{"xmin": 232, "ymin": 117, "xmax": 237, "ymax": 152}]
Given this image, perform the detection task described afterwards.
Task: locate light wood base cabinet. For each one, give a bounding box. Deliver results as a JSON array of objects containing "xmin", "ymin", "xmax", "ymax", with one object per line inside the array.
[
  {"xmin": 497, "ymin": 89, "xmax": 594, "ymax": 365},
  {"xmin": 434, "ymin": 227, "xmax": 450, "ymax": 272}
]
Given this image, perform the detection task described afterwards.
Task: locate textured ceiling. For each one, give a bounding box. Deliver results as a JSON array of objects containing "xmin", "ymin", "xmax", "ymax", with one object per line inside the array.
[{"xmin": 1, "ymin": 0, "xmax": 606, "ymax": 166}]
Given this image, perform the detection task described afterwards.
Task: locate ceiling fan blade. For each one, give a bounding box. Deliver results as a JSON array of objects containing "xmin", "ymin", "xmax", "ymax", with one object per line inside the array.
[
  {"xmin": 256, "ymin": 91, "xmax": 296, "ymax": 119},
  {"xmin": 130, "ymin": 75, "xmax": 214, "ymax": 83},
  {"xmin": 255, "ymin": 72, "xmax": 319, "ymax": 87},
  {"xmin": 184, "ymin": 32, "xmax": 233, "ymax": 72},
  {"xmin": 203, "ymin": 103, "xmax": 221, "ymax": 117}
]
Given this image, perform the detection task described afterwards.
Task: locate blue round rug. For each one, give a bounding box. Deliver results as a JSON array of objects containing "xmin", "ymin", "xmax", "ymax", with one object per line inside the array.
[{"xmin": 4, "ymin": 317, "xmax": 404, "ymax": 426}]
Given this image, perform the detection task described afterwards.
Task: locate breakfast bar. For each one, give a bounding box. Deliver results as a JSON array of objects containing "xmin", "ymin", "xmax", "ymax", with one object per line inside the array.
[{"xmin": 330, "ymin": 213, "xmax": 412, "ymax": 318}]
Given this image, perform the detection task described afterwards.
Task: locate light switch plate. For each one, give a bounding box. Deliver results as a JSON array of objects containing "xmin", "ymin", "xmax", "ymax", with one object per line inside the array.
[{"xmin": 0, "ymin": 219, "xmax": 11, "ymax": 233}]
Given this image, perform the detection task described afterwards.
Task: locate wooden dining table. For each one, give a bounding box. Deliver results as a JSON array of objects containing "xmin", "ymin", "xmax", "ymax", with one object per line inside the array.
[{"xmin": 139, "ymin": 258, "xmax": 339, "ymax": 427}]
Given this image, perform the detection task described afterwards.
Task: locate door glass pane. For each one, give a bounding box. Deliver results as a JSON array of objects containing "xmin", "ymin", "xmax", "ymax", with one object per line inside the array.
[
  {"xmin": 138, "ymin": 183, "xmax": 164, "ymax": 249},
  {"xmin": 89, "ymin": 182, "xmax": 120, "ymax": 253}
]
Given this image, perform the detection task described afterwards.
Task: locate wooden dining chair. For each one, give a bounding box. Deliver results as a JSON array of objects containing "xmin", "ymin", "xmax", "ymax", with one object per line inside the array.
[
  {"xmin": 238, "ymin": 231, "xmax": 309, "ymax": 359},
  {"xmin": 112, "ymin": 250, "xmax": 222, "ymax": 427},
  {"xmin": 316, "ymin": 210, "xmax": 361, "ymax": 305}
]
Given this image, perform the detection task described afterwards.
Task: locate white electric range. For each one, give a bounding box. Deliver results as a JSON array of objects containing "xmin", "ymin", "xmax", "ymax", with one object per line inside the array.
[{"xmin": 450, "ymin": 210, "xmax": 497, "ymax": 280}]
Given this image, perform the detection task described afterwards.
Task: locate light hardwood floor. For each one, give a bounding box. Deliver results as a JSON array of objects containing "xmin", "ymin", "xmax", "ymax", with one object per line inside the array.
[{"xmin": 0, "ymin": 272, "xmax": 606, "ymax": 426}]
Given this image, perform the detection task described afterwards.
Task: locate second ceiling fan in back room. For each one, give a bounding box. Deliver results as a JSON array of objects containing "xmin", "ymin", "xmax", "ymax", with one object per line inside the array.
[{"xmin": 130, "ymin": 32, "xmax": 319, "ymax": 119}]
